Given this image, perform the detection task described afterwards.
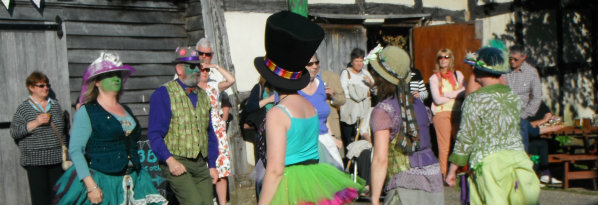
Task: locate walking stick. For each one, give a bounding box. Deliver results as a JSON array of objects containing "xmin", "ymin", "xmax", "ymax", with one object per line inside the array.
[{"xmin": 345, "ymin": 118, "xmax": 363, "ymax": 172}]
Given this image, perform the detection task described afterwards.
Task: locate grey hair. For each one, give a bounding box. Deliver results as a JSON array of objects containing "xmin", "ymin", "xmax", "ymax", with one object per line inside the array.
[
  {"xmin": 509, "ymin": 44, "xmax": 528, "ymax": 56},
  {"xmin": 196, "ymin": 38, "xmax": 212, "ymax": 49}
]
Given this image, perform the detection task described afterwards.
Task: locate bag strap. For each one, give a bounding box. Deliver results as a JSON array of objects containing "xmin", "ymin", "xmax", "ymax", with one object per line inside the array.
[
  {"xmin": 346, "ymin": 68, "xmax": 351, "ymax": 80},
  {"xmin": 27, "ymin": 98, "xmax": 66, "ymax": 147}
]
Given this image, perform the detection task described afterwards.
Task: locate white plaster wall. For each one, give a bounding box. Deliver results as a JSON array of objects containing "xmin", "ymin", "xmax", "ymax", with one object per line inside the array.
[
  {"xmin": 366, "ymin": 0, "xmax": 414, "ymax": 7},
  {"xmin": 422, "ymin": 0, "xmax": 467, "ymax": 11},
  {"xmin": 224, "ymin": 12, "xmax": 271, "ymax": 92},
  {"xmin": 310, "ymin": 0, "xmax": 353, "ymax": 4},
  {"xmin": 479, "ymin": 12, "xmax": 514, "ymax": 46}
]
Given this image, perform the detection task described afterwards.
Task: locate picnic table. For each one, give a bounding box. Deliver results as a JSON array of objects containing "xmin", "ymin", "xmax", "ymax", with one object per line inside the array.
[{"xmin": 545, "ymin": 126, "xmax": 597, "ymax": 189}]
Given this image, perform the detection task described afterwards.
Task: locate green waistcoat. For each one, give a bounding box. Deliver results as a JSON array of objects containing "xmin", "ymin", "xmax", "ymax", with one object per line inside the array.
[{"xmin": 164, "ymin": 80, "xmax": 210, "ymax": 159}]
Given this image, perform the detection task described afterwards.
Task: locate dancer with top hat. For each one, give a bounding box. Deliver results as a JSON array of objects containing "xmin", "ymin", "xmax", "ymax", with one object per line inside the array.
[
  {"xmin": 53, "ymin": 52, "xmax": 167, "ymax": 205},
  {"xmin": 255, "ymin": 11, "xmax": 364, "ymax": 205}
]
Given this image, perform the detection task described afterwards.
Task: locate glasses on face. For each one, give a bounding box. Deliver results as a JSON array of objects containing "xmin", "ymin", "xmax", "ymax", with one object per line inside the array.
[
  {"xmin": 200, "ymin": 68, "xmax": 210, "ymax": 72},
  {"xmin": 184, "ymin": 64, "xmax": 200, "ymax": 70},
  {"xmin": 509, "ymin": 57, "xmax": 520, "ymax": 62},
  {"xmin": 198, "ymin": 51, "xmax": 213, "ymax": 57},
  {"xmin": 437, "ymin": 55, "xmax": 451, "ymax": 60},
  {"xmin": 307, "ymin": 61, "xmax": 320, "ymax": 67},
  {"xmin": 34, "ymin": 83, "xmax": 51, "ymax": 88}
]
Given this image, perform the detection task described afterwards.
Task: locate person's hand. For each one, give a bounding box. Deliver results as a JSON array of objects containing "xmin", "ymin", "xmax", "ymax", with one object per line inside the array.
[
  {"xmin": 35, "ymin": 113, "xmax": 51, "ymax": 125},
  {"xmin": 444, "ymin": 91, "xmax": 457, "ymax": 99},
  {"xmin": 334, "ymin": 138, "xmax": 343, "ymax": 150},
  {"xmin": 325, "ymin": 87, "xmax": 333, "ymax": 98},
  {"xmin": 266, "ymin": 94, "xmax": 276, "ymax": 104},
  {"xmin": 445, "ymin": 171, "xmax": 457, "ymax": 187},
  {"xmin": 166, "ymin": 157, "xmax": 187, "ymax": 176},
  {"xmin": 87, "ymin": 187, "xmax": 103, "ymax": 204},
  {"xmin": 209, "ymin": 168, "xmax": 219, "ymax": 184},
  {"xmin": 363, "ymin": 77, "xmax": 374, "ymax": 87},
  {"xmin": 411, "ymin": 91, "xmax": 420, "ymax": 99},
  {"xmin": 201, "ymin": 63, "xmax": 219, "ymax": 69}
]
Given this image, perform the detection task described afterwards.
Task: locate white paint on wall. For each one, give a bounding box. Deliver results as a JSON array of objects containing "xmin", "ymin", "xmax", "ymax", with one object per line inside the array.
[
  {"xmin": 310, "ymin": 0, "xmax": 353, "ymax": 4},
  {"xmin": 423, "ymin": 0, "xmax": 467, "ymax": 11},
  {"xmin": 366, "ymin": 0, "xmax": 414, "ymax": 7},
  {"xmin": 224, "ymin": 12, "xmax": 271, "ymax": 92},
  {"xmin": 477, "ymin": 0, "xmax": 513, "ymax": 6},
  {"xmin": 479, "ymin": 12, "xmax": 514, "ymax": 46}
]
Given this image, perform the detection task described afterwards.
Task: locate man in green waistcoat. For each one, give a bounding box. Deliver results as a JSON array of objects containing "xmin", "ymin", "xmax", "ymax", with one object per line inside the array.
[{"xmin": 148, "ymin": 46, "xmax": 219, "ymax": 204}]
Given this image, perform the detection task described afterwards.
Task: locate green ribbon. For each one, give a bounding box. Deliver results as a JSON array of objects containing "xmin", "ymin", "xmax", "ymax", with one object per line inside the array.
[{"xmin": 530, "ymin": 155, "xmax": 540, "ymax": 164}]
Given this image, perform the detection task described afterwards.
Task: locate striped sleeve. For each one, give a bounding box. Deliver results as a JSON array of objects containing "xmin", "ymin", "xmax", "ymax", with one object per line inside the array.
[{"xmin": 10, "ymin": 103, "xmax": 31, "ymax": 140}]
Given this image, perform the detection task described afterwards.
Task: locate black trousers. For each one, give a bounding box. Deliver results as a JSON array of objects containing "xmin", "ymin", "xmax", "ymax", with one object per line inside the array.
[
  {"xmin": 340, "ymin": 121, "xmax": 359, "ymax": 159},
  {"xmin": 24, "ymin": 164, "xmax": 63, "ymax": 205}
]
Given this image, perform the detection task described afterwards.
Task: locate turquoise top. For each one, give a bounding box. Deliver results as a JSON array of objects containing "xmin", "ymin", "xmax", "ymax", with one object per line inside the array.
[
  {"xmin": 275, "ymin": 105, "xmax": 319, "ymax": 166},
  {"xmin": 69, "ymin": 105, "xmax": 136, "ymax": 180}
]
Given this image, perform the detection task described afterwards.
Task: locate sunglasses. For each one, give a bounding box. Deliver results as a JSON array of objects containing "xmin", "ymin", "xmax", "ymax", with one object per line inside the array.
[
  {"xmin": 200, "ymin": 68, "xmax": 210, "ymax": 72},
  {"xmin": 508, "ymin": 57, "xmax": 521, "ymax": 62},
  {"xmin": 307, "ymin": 61, "xmax": 320, "ymax": 67},
  {"xmin": 198, "ymin": 51, "xmax": 213, "ymax": 57},
  {"xmin": 34, "ymin": 84, "xmax": 51, "ymax": 88},
  {"xmin": 437, "ymin": 55, "xmax": 451, "ymax": 60}
]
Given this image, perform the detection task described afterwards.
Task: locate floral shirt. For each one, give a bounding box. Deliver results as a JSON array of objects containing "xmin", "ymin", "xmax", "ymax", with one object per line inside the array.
[
  {"xmin": 448, "ymin": 84, "xmax": 524, "ymax": 169},
  {"xmin": 204, "ymin": 82, "xmax": 231, "ymax": 178}
]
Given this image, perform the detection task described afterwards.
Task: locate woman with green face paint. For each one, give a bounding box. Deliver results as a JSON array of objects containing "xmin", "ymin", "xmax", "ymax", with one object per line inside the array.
[{"xmin": 54, "ymin": 52, "xmax": 167, "ymax": 205}]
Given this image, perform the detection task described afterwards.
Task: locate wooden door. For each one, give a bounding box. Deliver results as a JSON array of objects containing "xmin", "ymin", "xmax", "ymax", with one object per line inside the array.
[
  {"xmin": 412, "ymin": 23, "xmax": 481, "ymax": 84},
  {"xmin": 0, "ymin": 29, "xmax": 69, "ymax": 205},
  {"xmin": 316, "ymin": 24, "xmax": 367, "ymax": 74}
]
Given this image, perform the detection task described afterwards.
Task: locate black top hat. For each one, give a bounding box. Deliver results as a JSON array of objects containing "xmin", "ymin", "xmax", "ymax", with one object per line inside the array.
[{"xmin": 254, "ymin": 11, "xmax": 325, "ymax": 91}]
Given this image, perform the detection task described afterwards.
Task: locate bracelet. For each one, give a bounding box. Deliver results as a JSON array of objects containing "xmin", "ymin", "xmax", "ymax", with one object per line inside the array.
[{"xmin": 87, "ymin": 186, "xmax": 98, "ymax": 193}]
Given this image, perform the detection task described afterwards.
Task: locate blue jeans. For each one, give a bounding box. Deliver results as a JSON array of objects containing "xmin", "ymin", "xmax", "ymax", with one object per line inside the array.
[{"xmin": 519, "ymin": 118, "xmax": 530, "ymax": 152}]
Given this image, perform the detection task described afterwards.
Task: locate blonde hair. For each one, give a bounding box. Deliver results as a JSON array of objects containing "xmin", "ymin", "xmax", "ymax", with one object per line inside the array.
[
  {"xmin": 434, "ymin": 48, "xmax": 455, "ymax": 73},
  {"xmin": 81, "ymin": 79, "xmax": 99, "ymax": 104}
]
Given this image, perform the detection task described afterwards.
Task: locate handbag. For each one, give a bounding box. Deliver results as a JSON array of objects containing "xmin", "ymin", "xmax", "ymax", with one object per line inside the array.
[
  {"xmin": 50, "ymin": 122, "xmax": 73, "ymax": 170},
  {"xmin": 28, "ymin": 98, "xmax": 73, "ymax": 170}
]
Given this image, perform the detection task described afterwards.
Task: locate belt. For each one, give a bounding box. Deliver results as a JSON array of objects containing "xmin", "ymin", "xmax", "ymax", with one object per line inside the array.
[{"xmin": 285, "ymin": 159, "xmax": 318, "ymax": 167}]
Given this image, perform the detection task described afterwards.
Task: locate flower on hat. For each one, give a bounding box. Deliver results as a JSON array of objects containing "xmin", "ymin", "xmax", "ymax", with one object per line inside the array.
[
  {"xmin": 364, "ymin": 44, "xmax": 383, "ymax": 65},
  {"xmin": 464, "ymin": 47, "xmax": 510, "ymax": 75}
]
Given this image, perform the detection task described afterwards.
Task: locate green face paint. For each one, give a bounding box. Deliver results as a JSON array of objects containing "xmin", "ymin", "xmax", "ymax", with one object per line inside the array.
[
  {"xmin": 184, "ymin": 64, "xmax": 200, "ymax": 76},
  {"xmin": 99, "ymin": 75, "xmax": 122, "ymax": 92}
]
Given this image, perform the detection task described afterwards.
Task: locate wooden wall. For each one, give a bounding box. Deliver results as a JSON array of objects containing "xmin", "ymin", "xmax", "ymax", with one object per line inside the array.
[
  {"xmin": 0, "ymin": 1, "xmax": 196, "ymax": 204},
  {"xmin": 0, "ymin": 28, "xmax": 70, "ymax": 205}
]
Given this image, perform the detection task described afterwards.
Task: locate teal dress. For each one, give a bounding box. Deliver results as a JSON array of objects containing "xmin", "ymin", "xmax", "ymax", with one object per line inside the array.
[
  {"xmin": 269, "ymin": 105, "xmax": 363, "ymax": 205},
  {"xmin": 53, "ymin": 105, "xmax": 167, "ymax": 205}
]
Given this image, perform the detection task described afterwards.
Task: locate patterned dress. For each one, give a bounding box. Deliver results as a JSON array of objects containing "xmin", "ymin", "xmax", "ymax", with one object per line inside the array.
[
  {"xmin": 449, "ymin": 84, "xmax": 540, "ymax": 205},
  {"xmin": 203, "ymin": 82, "xmax": 231, "ymax": 178}
]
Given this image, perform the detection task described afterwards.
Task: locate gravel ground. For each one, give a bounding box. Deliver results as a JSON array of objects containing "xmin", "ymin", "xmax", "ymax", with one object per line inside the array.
[{"xmin": 230, "ymin": 184, "xmax": 598, "ymax": 205}]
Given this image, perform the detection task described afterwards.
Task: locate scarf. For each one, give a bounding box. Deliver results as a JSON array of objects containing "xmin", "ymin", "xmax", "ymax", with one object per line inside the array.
[
  {"xmin": 436, "ymin": 70, "xmax": 457, "ymax": 95},
  {"xmin": 394, "ymin": 81, "xmax": 421, "ymax": 154}
]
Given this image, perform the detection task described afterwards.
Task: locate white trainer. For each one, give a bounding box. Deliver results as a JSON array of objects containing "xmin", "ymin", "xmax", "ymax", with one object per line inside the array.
[{"xmin": 540, "ymin": 175, "xmax": 563, "ymax": 184}]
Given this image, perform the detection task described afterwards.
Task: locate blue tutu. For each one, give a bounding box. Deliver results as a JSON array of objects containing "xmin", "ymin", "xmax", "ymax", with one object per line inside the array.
[{"xmin": 53, "ymin": 166, "xmax": 167, "ymax": 205}]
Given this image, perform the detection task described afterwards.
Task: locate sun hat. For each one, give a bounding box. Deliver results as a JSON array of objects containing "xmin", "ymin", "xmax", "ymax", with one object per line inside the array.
[
  {"xmin": 368, "ymin": 46, "xmax": 411, "ymax": 85},
  {"xmin": 253, "ymin": 11, "xmax": 325, "ymax": 91},
  {"xmin": 172, "ymin": 46, "xmax": 201, "ymax": 64},
  {"xmin": 464, "ymin": 47, "xmax": 510, "ymax": 75},
  {"xmin": 79, "ymin": 52, "xmax": 135, "ymax": 103}
]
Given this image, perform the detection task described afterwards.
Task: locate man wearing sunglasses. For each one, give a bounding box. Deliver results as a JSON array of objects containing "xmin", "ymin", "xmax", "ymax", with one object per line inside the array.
[
  {"xmin": 147, "ymin": 46, "xmax": 219, "ymax": 204},
  {"xmin": 503, "ymin": 44, "xmax": 542, "ymax": 152}
]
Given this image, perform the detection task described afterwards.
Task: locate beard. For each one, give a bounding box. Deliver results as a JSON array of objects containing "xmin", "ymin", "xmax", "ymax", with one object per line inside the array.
[{"xmin": 180, "ymin": 74, "xmax": 198, "ymax": 87}]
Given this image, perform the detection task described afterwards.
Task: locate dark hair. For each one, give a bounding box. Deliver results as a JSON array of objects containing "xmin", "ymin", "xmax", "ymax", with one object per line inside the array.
[
  {"xmin": 350, "ymin": 48, "xmax": 365, "ymax": 61},
  {"xmin": 509, "ymin": 44, "xmax": 527, "ymax": 56},
  {"xmin": 473, "ymin": 68, "xmax": 501, "ymax": 79},
  {"xmin": 369, "ymin": 64, "xmax": 396, "ymax": 100},
  {"xmin": 25, "ymin": 71, "xmax": 49, "ymax": 94}
]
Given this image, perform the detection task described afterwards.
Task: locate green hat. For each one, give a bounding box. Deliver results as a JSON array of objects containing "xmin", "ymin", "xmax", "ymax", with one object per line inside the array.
[
  {"xmin": 464, "ymin": 47, "xmax": 510, "ymax": 75},
  {"xmin": 368, "ymin": 46, "xmax": 411, "ymax": 85}
]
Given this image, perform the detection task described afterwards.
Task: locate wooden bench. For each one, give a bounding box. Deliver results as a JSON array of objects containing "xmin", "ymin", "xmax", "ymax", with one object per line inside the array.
[{"xmin": 548, "ymin": 154, "xmax": 598, "ymax": 189}]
